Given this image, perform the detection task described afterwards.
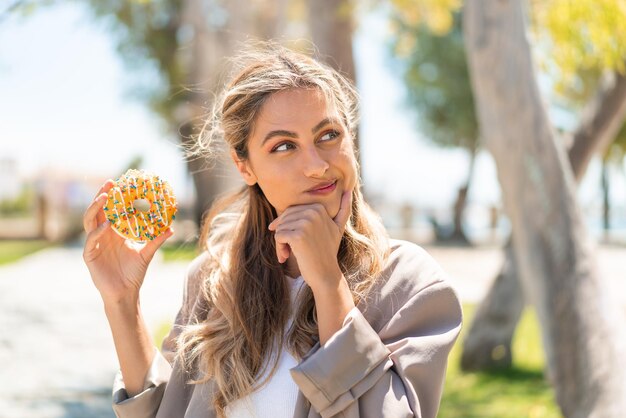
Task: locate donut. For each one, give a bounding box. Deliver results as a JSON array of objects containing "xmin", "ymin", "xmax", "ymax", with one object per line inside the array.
[{"xmin": 103, "ymin": 169, "xmax": 177, "ymax": 242}]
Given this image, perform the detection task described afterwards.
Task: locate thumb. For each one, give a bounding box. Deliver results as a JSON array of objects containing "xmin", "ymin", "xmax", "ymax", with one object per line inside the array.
[
  {"xmin": 141, "ymin": 228, "xmax": 174, "ymax": 262},
  {"xmin": 333, "ymin": 188, "xmax": 353, "ymax": 232}
]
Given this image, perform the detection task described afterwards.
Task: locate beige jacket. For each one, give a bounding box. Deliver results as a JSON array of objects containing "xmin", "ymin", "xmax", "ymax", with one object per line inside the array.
[{"xmin": 112, "ymin": 239, "xmax": 463, "ymax": 418}]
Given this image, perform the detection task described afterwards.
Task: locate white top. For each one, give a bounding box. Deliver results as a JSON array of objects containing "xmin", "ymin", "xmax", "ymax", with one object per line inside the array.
[{"xmin": 224, "ymin": 275, "xmax": 306, "ymax": 418}]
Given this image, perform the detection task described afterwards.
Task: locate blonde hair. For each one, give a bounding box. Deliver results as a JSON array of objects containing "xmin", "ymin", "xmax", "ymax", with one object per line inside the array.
[{"xmin": 178, "ymin": 41, "xmax": 389, "ymax": 417}]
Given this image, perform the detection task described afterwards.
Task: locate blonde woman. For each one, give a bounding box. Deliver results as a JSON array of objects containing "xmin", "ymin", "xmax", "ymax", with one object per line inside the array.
[{"xmin": 83, "ymin": 43, "xmax": 462, "ymax": 418}]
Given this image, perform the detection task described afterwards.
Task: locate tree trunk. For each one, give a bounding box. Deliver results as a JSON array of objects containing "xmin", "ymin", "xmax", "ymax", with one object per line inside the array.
[
  {"xmin": 256, "ymin": 0, "xmax": 290, "ymax": 39},
  {"xmin": 306, "ymin": 0, "xmax": 361, "ymax": 160},
  {"xmin": 178, "ymin": 121, "xmax": 236, "ymax": 226},
  {"xmin": 568, "ymin": 72, "xmax": 626, "ymax": 183},
  {"xmin": 463, "ymin": 1, "xmax": 626, "ymax": 416},
  {"xmin": 461, "ymin": 46, "xmax": 626, "ymax": 372},
  {"xmin": 450, "ymin": 146, "xmax": 477, "ymax": 243},
  {"xmin": 179, "ymin": 0, "xmax": 289, "ymax": 225},
  {"xmin": 176, "ymin": 0, "xmax": 239, "ymax": 225},
  {"xmin": 461, "ymin": 238, "xmax": 522, "ymax": 370},
  {"xmin": 601, "ymin": 158, "xmax": 610, "ymax": 240},
  {"xmin": 306, "ymin": 0, "xmax": 356, "ymax": 82}
]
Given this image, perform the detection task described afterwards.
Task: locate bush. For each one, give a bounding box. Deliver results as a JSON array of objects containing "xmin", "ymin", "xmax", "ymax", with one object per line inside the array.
[{"xmin": 0, "ymin": 185, "xmax": 36, "ymax": 216}]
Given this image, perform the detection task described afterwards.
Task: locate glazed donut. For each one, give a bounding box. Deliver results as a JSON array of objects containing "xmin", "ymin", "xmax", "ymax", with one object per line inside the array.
[{"xmin": 103, "ymin": 169, "xmax": 177, "ymax": 242}]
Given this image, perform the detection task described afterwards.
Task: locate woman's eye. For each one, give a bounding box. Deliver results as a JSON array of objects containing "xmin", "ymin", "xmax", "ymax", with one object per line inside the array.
[
  {"xmin": 271, "ymin": 131, "xmax": 340, "ymax": 153},
  {"xmin": 320, "ymin": 130, "xmax": 341, "ymax": 142},
  {"xmin": 271, "ymin": 142, "xmax": 295, "ymax": 153}
]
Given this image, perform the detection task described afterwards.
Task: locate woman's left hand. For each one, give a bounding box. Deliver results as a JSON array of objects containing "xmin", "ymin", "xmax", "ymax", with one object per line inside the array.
[{"xmin": 268, "ymin": 189, "xmax": 353, "ymax": 292}]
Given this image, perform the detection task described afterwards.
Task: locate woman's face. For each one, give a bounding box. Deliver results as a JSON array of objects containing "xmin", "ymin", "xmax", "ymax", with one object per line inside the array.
[{"xmin": 232, "ymin": 88, "xmax": 357, "ymax": 217}]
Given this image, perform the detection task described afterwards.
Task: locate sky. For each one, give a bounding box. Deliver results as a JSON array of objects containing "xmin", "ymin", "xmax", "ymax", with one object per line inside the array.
[
  {"xmin": 0, "ymin": 2, "xmax": 192, "ymax": 197},
  {"xmin": 0, "ymin": 2, "xmax": 624, "ymax": 230}
]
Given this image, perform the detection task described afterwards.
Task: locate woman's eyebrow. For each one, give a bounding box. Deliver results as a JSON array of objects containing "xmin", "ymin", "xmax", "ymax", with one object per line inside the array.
[{"xmin": 261, "ymin": 117, "xmax": 341, "ymax": 146}]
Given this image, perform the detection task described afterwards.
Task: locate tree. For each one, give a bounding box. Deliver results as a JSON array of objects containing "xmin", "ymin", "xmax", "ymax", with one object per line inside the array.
[
  {"xmin": 463, "ymin": 60, "xmax": 626, "ymax": 374},
  {"xmin": 462, "ymin": 69, "xmax": 626, "ymax": 372},
  {"xmin": 390, "ymin": 10, "xmax": 478, "ymax": 243},
  {"xmin": 387, "ymin": 0, "xmax": 626, "ymax": 373},
  {"xmin": 464, "ymin": 0, "xmax": 626, "ymax": 416}
]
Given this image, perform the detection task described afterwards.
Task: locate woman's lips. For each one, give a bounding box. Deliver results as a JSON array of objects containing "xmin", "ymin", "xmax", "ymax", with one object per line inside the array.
[{"xmin": 306, "ymin": 180, "xmax": 337, "ymax": 195}]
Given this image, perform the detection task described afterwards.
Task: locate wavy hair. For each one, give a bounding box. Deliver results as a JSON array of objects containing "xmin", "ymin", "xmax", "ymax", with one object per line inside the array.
[{"xmin": 178, "ymin": 41, "xmax": 390, "ymax": 417}]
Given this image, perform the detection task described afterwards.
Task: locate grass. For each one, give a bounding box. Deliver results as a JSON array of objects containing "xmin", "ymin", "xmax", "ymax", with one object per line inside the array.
[
  {"xmin": 152, "ymin": 302, "xmax": 562, "ymax": 417},
  {"xmin": 160, "ymin": 241, "xmax": 200, "ymax": 262},
  {"xmin": 0, "ymin": 240, "xmax": 52, "ymax": 265},
  {"xmin": 440, "ymin": 305, "xmax": 561, "ymax": 418}
]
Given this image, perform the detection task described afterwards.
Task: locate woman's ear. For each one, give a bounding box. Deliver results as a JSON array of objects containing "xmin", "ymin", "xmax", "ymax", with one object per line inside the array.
[{"xmin": 230, "ymin": 149, "xmax": 258, "ymax": 186}]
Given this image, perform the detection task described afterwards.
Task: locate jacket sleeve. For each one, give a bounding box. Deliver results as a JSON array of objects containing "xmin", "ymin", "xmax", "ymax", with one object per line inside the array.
[
  {"xmin": 289, "ymin": 277, "xmax": 463, "ymax": 418},
  {"xmin": 111, "ymin": 251, "xmax": 210, "ymax": 418},
  {"xmin": 112, "ymin": 348, "xmax": 172, "ymax": 418}
]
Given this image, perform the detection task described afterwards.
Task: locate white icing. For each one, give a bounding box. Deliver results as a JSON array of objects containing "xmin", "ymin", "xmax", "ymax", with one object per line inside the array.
[{"xmin": 109, "ymin": 171, "xmax": 173, "ymax": 240}]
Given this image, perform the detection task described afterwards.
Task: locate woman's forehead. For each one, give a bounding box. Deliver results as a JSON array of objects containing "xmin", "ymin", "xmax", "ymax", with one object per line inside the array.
[{"xmin": 254, "ymin": 89, "xmax": 342, "ymax": 131}]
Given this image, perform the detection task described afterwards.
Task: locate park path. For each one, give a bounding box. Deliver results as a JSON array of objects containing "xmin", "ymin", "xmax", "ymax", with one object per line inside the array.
[
  {"xmin": 0, "ymin": 244, "xmax": 187, "ymax": 418},
  {"xmin": 0, "ymin": 241, "xmax": 623, "ymax": 418}
]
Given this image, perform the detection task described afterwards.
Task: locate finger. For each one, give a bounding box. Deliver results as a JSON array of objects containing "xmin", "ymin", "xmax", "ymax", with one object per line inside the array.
[
  {"xmin": 276, "ymin": 242, "xmax": 290, "ymax": 263},
  {"xmin": 93, "ymin": 179, "xmax": 115, "ymax": 200},
  {"xmin": 84, "ymin": 180, "xmax": 115, "ymax": 232},
  {"xmin": 272, "ymin": 229, "xmax": 292, "ymax": 263},
  {"xmin": 268, "ymin": 205, "xmax": 322, "ymax": 231},
  {"xmin": 333, "ymin": 188, "xmax": 354, "ymax": 231},
  {"xmin": 95, "ymin": 180, "xmax": 116, "ymax": 224},
  {"xmin": 273, "ymin": 231, "xmax": 290, "ymax": 263},
  {"xmin": 83, "ymin": 220, "xmax": 111, "ymax": 258},
  {"xmin": 83, "ymin": 192, "xmax": 110, "ymax": 233},
  {"xmin": 140, "ymin": 227, "xmax": 174, "ymax": 264},
  {"xmin": 273, "ymin": 218, "xmax": 311, "ymax": 234}
]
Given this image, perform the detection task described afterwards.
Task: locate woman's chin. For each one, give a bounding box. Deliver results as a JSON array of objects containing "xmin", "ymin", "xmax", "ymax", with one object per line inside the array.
[{"xmin": 273, "ymin": 194, "xmax": 341, "ymax": 217}]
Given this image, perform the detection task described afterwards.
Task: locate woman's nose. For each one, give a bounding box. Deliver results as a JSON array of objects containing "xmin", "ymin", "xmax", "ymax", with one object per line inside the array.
[{"xmin": 302, "ymin": 147, "xmax": 329, "ymax": 177}]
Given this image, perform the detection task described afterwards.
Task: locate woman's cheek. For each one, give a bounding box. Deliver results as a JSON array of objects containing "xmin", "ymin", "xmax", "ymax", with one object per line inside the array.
[
  {"xmin": 256, "ymin": 182, "xmax": 286, "ymax": 215},
  {"xmin": 339, "ymin": 145, "xmax": 358, "ymax": 183},
  {"xmin": 346, "ymin": 168, "xmax": 357, "ymax": 190},
  {"xmin": 345, "ymin": 158, "xmax": 358, "ymax": 190}
]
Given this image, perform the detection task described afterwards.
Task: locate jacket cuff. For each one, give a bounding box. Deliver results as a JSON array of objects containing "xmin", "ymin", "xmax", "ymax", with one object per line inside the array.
[
  {"xmin": 290, "ymin": 307, "xmax": 392, "ymax": 416},
  {"xmin": 112, "ymin": 348, "xmax": 172, "ymax": 418}
]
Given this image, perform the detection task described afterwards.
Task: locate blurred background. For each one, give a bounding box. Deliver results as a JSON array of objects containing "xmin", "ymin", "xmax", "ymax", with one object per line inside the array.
[{"xmin": 1, "ymin": 0, "xmax": 625, "ymax": 417}]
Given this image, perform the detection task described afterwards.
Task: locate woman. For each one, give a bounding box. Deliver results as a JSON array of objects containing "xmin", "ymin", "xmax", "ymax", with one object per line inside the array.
[{"xmin": 83, "ymin": 42, "xmax": 462, "ymax": 418}]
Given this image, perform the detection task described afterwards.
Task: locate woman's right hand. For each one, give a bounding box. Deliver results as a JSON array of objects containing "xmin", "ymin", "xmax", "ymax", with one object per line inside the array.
[{"xmin": 82, "ymin": 180, "xmax": 174, "ymax": 305}]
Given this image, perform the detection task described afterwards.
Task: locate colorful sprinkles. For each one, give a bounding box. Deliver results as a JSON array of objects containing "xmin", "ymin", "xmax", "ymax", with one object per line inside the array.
[{"xmin": 102, "ymin": 169, "xmax": 177, "ymax": 242}]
